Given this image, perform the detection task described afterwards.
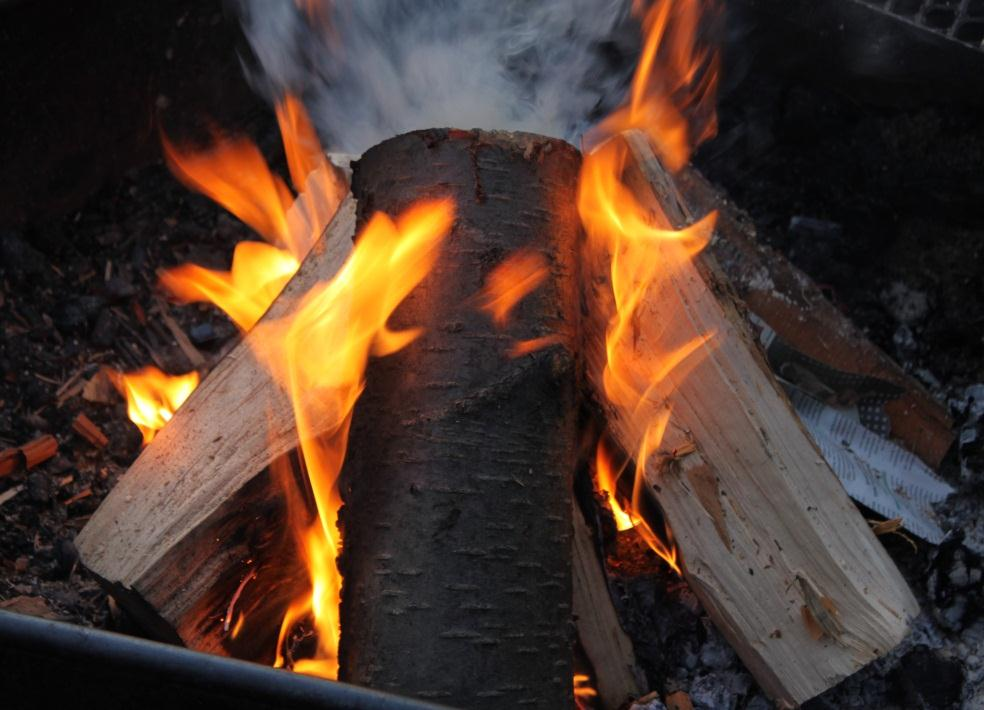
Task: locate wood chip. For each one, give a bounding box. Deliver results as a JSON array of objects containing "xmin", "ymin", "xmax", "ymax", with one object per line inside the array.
[
  {"xmin": 72, "ymin": 413, "xmax": 109, "ymax": 448},
  {"xmin": 21, "ymin": 435, "xmax": 58, "ymax": 469},
  {"xmin": 0, "ymin": 449, "xmax": 18, "ymax": 478},
  {"xmin": 666, "ymin": 690, "xmax": 695, "ymax": 710},
  {"xmin": 156, "ymin": 298, "xmax": 206, "ymax": 369},
  {"xmin": 870, "ymin": 517, "xmax": 904, "ymax": 535},
  {"xmin": 0, "ymin": 434, "xmax": 58, "ymax": 477},
  {"xmin": 82, "ymin": 368, "xmax": 118, "ymax": 405}
]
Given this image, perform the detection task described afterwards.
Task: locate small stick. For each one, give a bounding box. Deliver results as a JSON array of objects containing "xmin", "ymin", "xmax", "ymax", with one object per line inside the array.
[
  {"xmin": 0, "ymin": 485, "xmax": 24, "ymax": 507},
  {"xmin": 73, "ymin": 413, "xmax": 109, "ymax": 449},
  {"xmin": 155, "ymin": 298, "xmax": 206, "ymax": 369},
  {"xmin": 64, "ymin": 487, "xmax": 93, "ymax": 507},
  {"xmin": 1, "ymin": 435, "xmax": 59, "ymax": 477}
]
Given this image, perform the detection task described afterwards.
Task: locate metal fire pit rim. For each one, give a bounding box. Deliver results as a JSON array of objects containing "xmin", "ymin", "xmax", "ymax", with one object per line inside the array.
[{"xmin": 0, "ymin": 609, "xmax": 453, "ymax": 710}]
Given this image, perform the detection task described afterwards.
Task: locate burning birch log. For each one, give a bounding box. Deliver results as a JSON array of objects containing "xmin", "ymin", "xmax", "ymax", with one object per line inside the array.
[
  {"xmin": 338, "ymin": 129, "xmax": 579, "ymax": 709},
  {"xmin": 581, "ymin": 130, "xmax": 919, "ymax": 707},
  {"xmin": 74, "ymin": 196, "xmax": 357, "ymax": 659}
]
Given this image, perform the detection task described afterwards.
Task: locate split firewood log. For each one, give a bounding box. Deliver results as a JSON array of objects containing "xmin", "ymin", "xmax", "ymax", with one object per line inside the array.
[
  {"xmin": 74, "ymin": 196, "xmax": 357, "ymax": 659},
  {"xmin": 572, "ymin": 500, "xmax": 645, "ymax": 709},
  {"xmin": 580, "ymin": 130, "xmax": 919, "ymax": 707}
]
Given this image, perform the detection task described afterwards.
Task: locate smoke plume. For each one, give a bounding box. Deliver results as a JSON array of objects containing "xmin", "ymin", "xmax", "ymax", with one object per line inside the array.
[{"xmin": 236, "ymin": 0, "xmax": 641, "ymax": 154}]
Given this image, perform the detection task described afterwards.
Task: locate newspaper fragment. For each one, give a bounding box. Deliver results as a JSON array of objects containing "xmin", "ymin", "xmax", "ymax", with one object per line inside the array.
[
  {"xmin": 754, "ymin": 319, "xmax": 954, "ymax": 543},
  {"xmin": 786, "ymin": 386, "xmax": 953, "ymax": 543}
]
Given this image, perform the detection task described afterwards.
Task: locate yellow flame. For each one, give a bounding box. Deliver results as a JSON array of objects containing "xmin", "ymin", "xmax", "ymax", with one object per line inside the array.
[
  {"xmin": 108, "ymin": 367, "xmax": 200, "ymax": 445},
  {"xmin": 160, "ymin": 94, "xmax": 346, "ymax": 330},
  {"xmin": 591, "ymin": 0, "xmax": 719, "ymax": 171},
  {"xmin": 253, "ymin": 198, "xmax": 456, "ymax": 677},
  {"xmin": 594, "ymin": 439, "xmax": 636, "ymax": 532},
  {"xmin": 579, "ymin": 0, "xmax": 720, "ymax": 576}
]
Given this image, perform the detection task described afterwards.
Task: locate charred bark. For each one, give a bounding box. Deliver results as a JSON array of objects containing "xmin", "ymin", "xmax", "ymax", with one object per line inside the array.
[{"xmin": 339, "ymin": 129, "xmax": 581, "ymax": 708}]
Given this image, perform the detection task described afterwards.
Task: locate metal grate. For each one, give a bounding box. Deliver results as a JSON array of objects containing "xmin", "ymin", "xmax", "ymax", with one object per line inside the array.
[{"xmin": 855, "ymin": 0, "xmax": 984, "ymax": 50}]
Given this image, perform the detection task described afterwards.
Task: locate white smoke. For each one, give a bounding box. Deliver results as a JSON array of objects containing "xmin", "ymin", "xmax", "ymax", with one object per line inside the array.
[{"xmin": 236, "ymin": 0, "xmax": 640, "ymax": 154}]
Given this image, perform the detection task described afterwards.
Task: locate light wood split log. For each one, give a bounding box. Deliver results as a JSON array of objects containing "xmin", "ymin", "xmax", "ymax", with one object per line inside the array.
[
  {"xmin": 572, "ymin": 502, "xmax": 645, "ymax": 709},
  {"xmin": 74, "ymin": 195, "xmax": 357, "ymax": 659},
  {"xmin": 581, "ymin": 130, "xmax": 919, "ymax": 707}
]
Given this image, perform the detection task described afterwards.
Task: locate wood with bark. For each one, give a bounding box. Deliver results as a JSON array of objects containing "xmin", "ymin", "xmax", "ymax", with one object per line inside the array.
[
  {"xmin": 582, "ymin": 130, "xmax": 919, "ymax": 707},
  {"xmin": 74, "ymin": 193, "xmax": 356, "ymax": 658},
  {"xmin": 677, "ymin": 168, "xmax": 953, "ymax": 468},
  {"xmin": 338, "ymin": 129, "xmax": 579, "ymax": 709},
  {"xmin": 572, "ymin": 501, "xmax": 645, "ymax": 709}
]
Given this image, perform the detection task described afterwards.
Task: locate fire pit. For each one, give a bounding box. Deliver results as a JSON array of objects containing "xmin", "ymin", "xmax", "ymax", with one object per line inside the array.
[{"xmin": 2, "ymin": 1, "xmax": 982, "ymax": 709}]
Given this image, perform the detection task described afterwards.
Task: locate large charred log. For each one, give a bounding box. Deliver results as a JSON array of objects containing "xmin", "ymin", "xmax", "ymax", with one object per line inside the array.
[{"xmin": 339, "ymin": 129, "xmax": 581, "ymax": 709}]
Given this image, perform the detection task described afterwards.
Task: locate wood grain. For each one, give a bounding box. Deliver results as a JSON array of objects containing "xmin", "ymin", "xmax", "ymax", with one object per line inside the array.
[{"xmin": 581, "ymin": 130, "xmax": 918, "ymax": 707}]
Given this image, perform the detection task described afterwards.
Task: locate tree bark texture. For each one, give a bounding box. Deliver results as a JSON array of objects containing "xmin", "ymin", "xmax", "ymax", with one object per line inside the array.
[{"xmin": 339, "ymin": 129, "xmax": 581, "ymax": 709}]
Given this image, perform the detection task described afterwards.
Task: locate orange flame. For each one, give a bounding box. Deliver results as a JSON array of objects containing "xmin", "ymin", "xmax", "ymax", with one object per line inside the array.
[
  {"xmin": 590, "ymin": 0, "xmax": 719, "ymax": 171},
  {"xmin": 477, "ymin": 249, "xmax": 549, "ymax": 327},
  {"xmin": 160, "ymin": 94, "xmax": 346, "ymax": 330},
  {"xmin": 595, "ymin": 437, "xmax": 681, "ymax": 575},
  {"xmin": 579, "ymin": 0, "xmax": 720, "ymax": 576},
  {"xmin": 595, "ymin": 439, "xmax": 636, "ymax": 532},
  {"xmin": 252, "ymin": 197, "xmax": 456, "ymax": 677},
  {"xmin": 108, "ymin": 366, "xmax": 200, "ymax": 445},
  {"xmin": 573, "ymin": 673, "xmax": 599, "ymax": 709}
]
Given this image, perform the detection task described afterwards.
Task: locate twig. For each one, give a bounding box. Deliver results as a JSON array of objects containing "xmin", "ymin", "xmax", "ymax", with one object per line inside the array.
[{"xmin": 0, "ymin": 485, "xmax": 24, "ymax": 507}]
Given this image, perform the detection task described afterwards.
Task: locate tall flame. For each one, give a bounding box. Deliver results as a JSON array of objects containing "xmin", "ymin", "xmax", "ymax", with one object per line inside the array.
[
  {"xmin": 108, "ymin": 367, "xmax": 200, "ymax": 445},
  {"xmin": 579, "ymin": 0, "xmax": 719, "ymax": 573},
  {"xmin": 589, "ymin": 0, "xmax": 719, "ymax": 171},
  {"xmin": 153, "ymin": 86, "xmax": 453, "ymax": 676},
  {"xmin": 160, "ymin": 94, "xmax": 346, "ymax": 331},
  {"xmin": 252, "ymin": 198, "xmax": 456, "ymax": 677}
]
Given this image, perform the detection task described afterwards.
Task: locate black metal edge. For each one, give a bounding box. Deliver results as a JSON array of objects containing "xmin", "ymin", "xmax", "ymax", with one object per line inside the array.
[{"xmin": 0, "ymin": 609, "xmax": 453, "ymax": 710}]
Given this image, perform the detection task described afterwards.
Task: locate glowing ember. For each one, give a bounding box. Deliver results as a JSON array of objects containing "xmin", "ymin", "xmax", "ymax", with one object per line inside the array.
[
  {"xmin": 160, "ymin": 93, "xmax": 346, "ymax": 330},
  {"xmin": 251, "ymin": 197, "xmax": 456, "ymax": 677},
  {"xmin": 578, "ymin": 0, "xmax": 719, "ymax": 574},
  {"xmin": 108, "ymin": 367, "xmax": 200, "ymax": 445}
]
